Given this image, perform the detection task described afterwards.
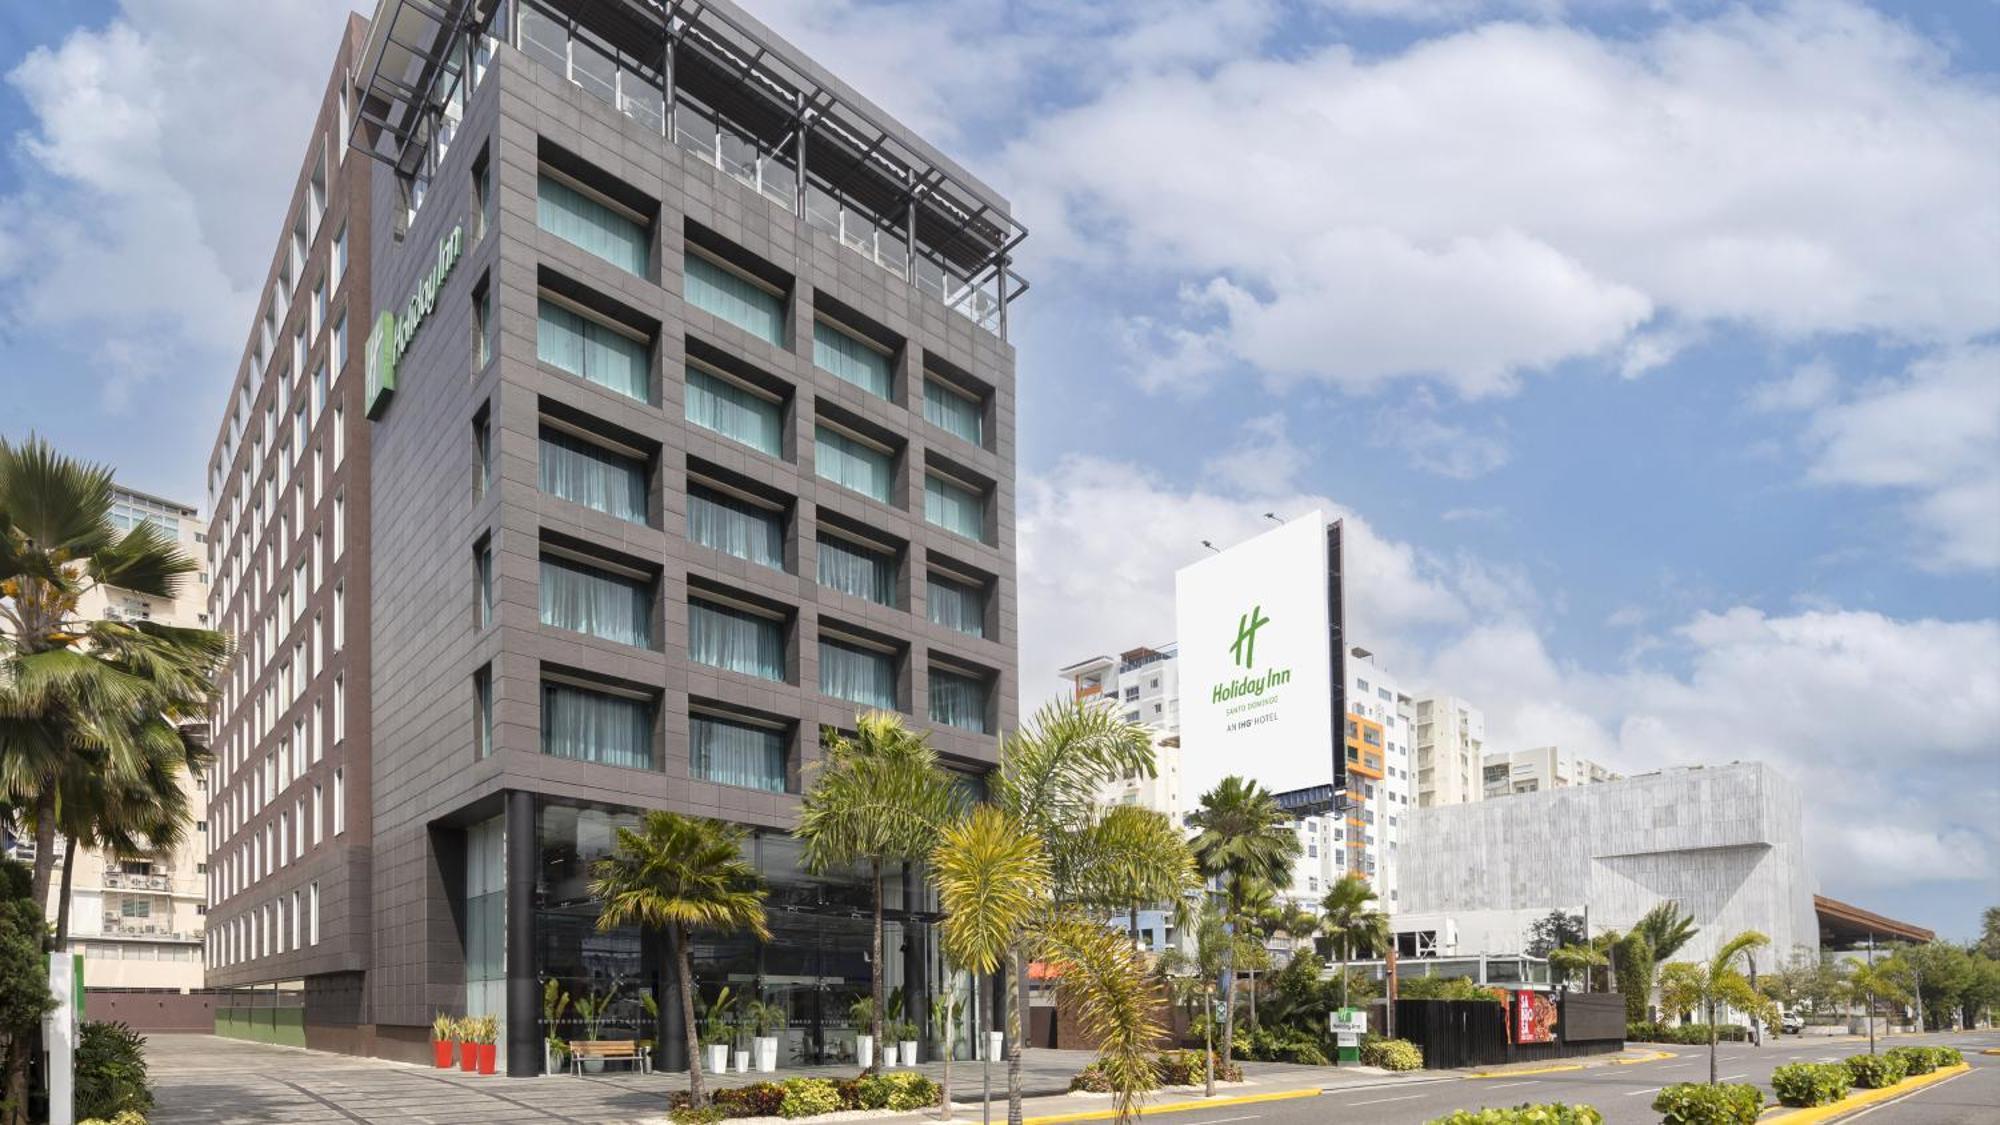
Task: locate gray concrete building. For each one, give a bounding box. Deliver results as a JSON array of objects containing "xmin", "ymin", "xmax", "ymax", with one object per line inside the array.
[
  {"xmin": 205, "ymin": 0, "xmax": 1023, "ymax": 1075},
  {"xmin": 1396, "ymin": 762, "xmax": 1820, "ymax": 967}
]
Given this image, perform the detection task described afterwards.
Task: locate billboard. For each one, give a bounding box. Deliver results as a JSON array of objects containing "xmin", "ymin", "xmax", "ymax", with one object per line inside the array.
[
  {"xmin": 1174, "ymin": 512, "xmax": 1340, "ymax": 804},
  {"xmin": 1515, "ymin": 990, "xmax": 1559, "ymax": 1044}
]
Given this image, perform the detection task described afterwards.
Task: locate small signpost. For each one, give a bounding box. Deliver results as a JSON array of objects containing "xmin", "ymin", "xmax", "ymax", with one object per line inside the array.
[{"xmin": 1329, "ymin": 1007, "xmax": 1367, "ymax": 1065}]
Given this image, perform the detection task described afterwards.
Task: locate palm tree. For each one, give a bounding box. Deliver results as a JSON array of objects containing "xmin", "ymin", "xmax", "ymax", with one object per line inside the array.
[
  {"xmin": 1549, "ymin": 943, "xmax": 1609, "ymax": 992},
  {"xmin": 1318, "ymin": 874, "xmax": 1388, "ymax": 1010},
  {"xmin": 933, "ymin": 804, "xmax": 1051, "ymax": 1125},
  {"xmin": 1070, "ymin": 804, "xmax": 1199, "ymax": 944},
  {"xmin": 1188, "ymin": 776, "xmax": 1301, "ymax": 1063},
  {"xmin": 1634, "ymin": 901, "xmax": 1698, "ymax": 965},
  {"xmin": 589, "ymin": 812, "xmax": 769, "ymax": 1108},
  {"xmin": 0, "ymin": 437, "xmax": 226, "ymax": 915},
  {"xmin": 1846, "ymin": 958, "xmax": 1909, "ymax": 1056},
  {"xmin": 1039, "ymin": 912, "xmax": 1164, "ymax": 1124},
  {"xmin": 1657, "ymin": 930, "xmax": 1776, "ymax": 1084},
  {"xmin": 50, "ymin": 716, "xmax": 210, "ymax": 946}
]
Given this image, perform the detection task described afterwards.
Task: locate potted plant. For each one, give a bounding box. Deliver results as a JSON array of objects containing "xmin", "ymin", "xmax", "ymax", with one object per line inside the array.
[
  {"xmin": 637, "ymin": 992, "xmax": 660, "ymax": 1072},
  {"xmin": 745, "ymin": 998, "xmax": 784, "ymax": 1073},
  {"xmin": 458, "ymin": 1016, "xmax": 479, "ymax": 1073},
  {"xmin": 888, "ymin": 989, "xmax": 917, "ymax": 1066},
  {"xmin": 542, "ymin": 980, "xmax": 573, "ymax": 1076},
  {"xmin": 898, "ymin": 1018, "xmax": 919, "ymax": 1067},
  {"xmin": 701, "ymin": 986, "xmax": 736, "ymax": 1077},
  {"xmin": 574, "ymin": 983, "xmax": 620, "ymax": 1074},
  {"xmin": 850, "ymin": 996, "xmax": 877, "ymax": 1069},
  {"xmin": 470, "ymin": 1015, "xmax": 499, "ymax": 1075},
  {"xmin": 432, "ymin": 1012, "xmax": 457, "ymax": 1069},
  {"xmin": 732, "ymin": 1027, "xmax": 751, "ymax": 1076}
]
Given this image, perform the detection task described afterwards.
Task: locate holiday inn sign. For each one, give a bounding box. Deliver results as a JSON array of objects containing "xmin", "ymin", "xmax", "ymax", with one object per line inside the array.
[{"xmin": 366, "ymin": 223, "xmax": 465, "ymax": 419}]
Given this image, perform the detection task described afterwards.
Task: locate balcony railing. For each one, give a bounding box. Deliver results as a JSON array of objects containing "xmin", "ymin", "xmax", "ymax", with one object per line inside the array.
[{"xmin": 103, "ymin": 872, "xmax": 173, "ymax": 891}]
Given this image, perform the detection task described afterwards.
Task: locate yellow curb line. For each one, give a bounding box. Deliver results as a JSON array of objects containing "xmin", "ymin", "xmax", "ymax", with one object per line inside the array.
[
  {"xmin": 1764, "ymin": 1063, "xmax": 1970, "ymax": 1124},
  {"xmin": 1608, "ymin": 1051, "xmax": 1677, "ymax": 1066},
  {"xmin": 1021, "ymin": 1087, "xmax": 1319, "ymax": 1125},
  {"xmin": 1468, "ymin": 1063, "xmax": 1585, "ymax": 1078},
  {"xmin": 1982, "ymin": 1048, "xmax": 2000, "ymax": 1056}
]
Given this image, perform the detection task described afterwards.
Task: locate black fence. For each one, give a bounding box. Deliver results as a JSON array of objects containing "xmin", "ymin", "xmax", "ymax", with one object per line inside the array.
[{"xmin": 1396, "ymin": 992, "xmax": 1626, "ymax": 1070}]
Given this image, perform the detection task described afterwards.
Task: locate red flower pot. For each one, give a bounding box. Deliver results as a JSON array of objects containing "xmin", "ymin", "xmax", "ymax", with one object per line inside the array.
[
  {"xmin": 478, "ymin": 1043, "xmax": 497, "ymax": 1075},
  {"xmin": 433, "ymin": 1040, "xmax": 454, "ymax": 1068},
  {"xmin": 461, "ymin": 1043, "xmax": 478, "ymax": 1072}
]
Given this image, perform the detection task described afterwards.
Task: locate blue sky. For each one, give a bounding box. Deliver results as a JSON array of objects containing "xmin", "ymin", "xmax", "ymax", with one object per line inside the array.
[{"xmin": 1, "ymin": 1, "xmax": 1994, "ymax": 939}]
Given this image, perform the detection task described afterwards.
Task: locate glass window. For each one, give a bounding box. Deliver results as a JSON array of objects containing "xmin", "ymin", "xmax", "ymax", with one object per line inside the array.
[
  {"xmin": 684, "ymin": 253, "xmax": 784, "ymax": 344},
  {"xmin": 812, "ymin": 320, "xmax": 891, "ymax": 398},
  {"xmin": 539, "ymin": 556, "xmax": 652, "ymax": 647},
  {"xmin": 541, "ymin": 682, "xmax": 653, "ymax": 769},
  {"xmin": 537, "ymin": 299, "xmax": 649, "ymax": 401},
  {"xmin": 538, "ymin": 174, "xmax": 648, "ymax": 274},
  {"xmin": 819, "ymin": 638, "xmax": 894, "ymax": 710},
  {"xmin": 924, "ymin": 379, "xmax": 982, "ymax": 445},
  {"xmin": 684, "ymin": 367, "xmax": 781, "ymax": 456},
  {"xmin": 929, "ymin": 668, "xmax": 989, "ymax": 732},
  {"xmin": 924, "ymin": 474, "xmax": 984, "ymax": 541},
  {"xmin": 474, "ymin": 666, "xmax": 493, "ymax": 758},
  {"xmin": 476, "ymin": 541, "xmax": 494, "ymax": 627},
  {"xmin": 539, "ymin": 428, "xmax": 648, "ymax": 523},
  {"xmin": 691, "ymin": 714, "xmax": 786, "ymax": 793},
  {"xmin": 815, "ymin": 426, "xmax": 892, "ymax": 503},
  {"xmin": 817, "ymin": 536, "xmax": 893, "ymax": 605},
  {"xmin": 686, "ymin": 486, "xmax": 783, "ymax": 570},
  {"xmin": 926, "ymin": 574, "xmax": 984, "ymax": 638},
  {"xmin": 688, "ymin": 599, "xmax": 784, "ymax": 681}
]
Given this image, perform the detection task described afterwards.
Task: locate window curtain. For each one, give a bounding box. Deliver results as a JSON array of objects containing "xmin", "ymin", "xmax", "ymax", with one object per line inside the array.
[
  {"xmin": 691, "ymin": 715, "xmax": 787, "ymax": 793},
  {"xmin": 686, "ymin": 488, "xmax": 783, "ymax": 570},
  {"xmin": 537, "ymin": 301, "xmax": 649, "ymax": 401},
  {"xmin": 539, "ymin": 429, "xmax": 647, "ymax": 523},
  {"xmin": 476, "ymin": 546, "xmax": 494, "ymax": 627},
  {"xmin": 815, "ymin": 427, "xmax": 892, "ymax": 502},
  {"xmin": 539, "ymin": 557, "xmax": 652, "ymax": 647},
  {"xmin": 684, "ymin": 368, "xmax": 782, "ymax": 456},
  {"xmin": 541, "ymin": 683, "xmax": 652, "ymax": 769},
  {"xmin": 818, "ymin": 538, "xmax": 892, "ymax": 605},
  {"xmin": 813, "ymin": 321, "xmax": 892, "ymax": 398},
  {"xmin": 537, "ymin": 175, "xmax": 648, "ymax": 275},
  {"xmin": 926, "ymin": 575, "xmax": 984, "ymax": 638},
  {"xmin": 684, "ymin": 254, "xmax": 785, "ymax": 345},
  {"xmin": 924, "ymin": 380, "xmax": 982, "ymax": 445},
  {"xmin": 689, "ymin": 601, "xmax": 784, "ymax": 681},
  {"xmin": 928, "ymin": 669, "xmax": 989, "ymax": 733},
  {"xmin": 924, "ymin": 475, "xmax": 984, "ymax": 540},
  {"xmin": 819, "ymin": 639, "xmax": 894, "ymax": 710}
]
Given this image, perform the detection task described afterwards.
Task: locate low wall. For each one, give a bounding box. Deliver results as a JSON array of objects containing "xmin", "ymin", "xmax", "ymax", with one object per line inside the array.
[{"xmin": 84, "ymin": 990, "xmax": 217, "ymax": 1032}]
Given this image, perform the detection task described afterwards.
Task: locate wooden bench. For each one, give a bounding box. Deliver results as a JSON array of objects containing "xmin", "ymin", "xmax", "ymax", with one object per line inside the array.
[{"xmin": 570, "ymin": 1039, "xmax": 650, "ymax": 1076}]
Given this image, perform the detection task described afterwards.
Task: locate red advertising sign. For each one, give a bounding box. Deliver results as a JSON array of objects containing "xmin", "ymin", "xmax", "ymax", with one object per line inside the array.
[{"xmin": 1515, "ymin": 990, "xmax": 1558, "ymax": 1044}]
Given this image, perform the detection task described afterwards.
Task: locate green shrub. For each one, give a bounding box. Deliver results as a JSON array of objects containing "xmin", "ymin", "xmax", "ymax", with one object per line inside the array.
[
  {"xmin": 1651, "ymin": 1082, "xmax": 1763, "ymax": 1125},
  {"xmin": 1400, "ymin": 977, "xmax": 1505, "ymax": 1002},
  {"xmin": 1361, "ymin": 1037, "xmax": 1424, "ymax": 1071},
  {"xmin": 1932, "ymin": 1047, "xmax": 1964, "ymax": 1067},
  {"xmin": 76, "ymin": 1021, "xmax": 153, "ymax": 1121},
  {"xmin": 670, "ymin": 1107, "xmax": 727, "ymax": 1125},
  {"xmin": 1844, "ymin": 1053, "xmax": 1906, "ymax": 1089},
  {"xmin": 840, "ymin": 1072, "xmax": 937, "ymax": 1111},
  {"xmin": 1771, "ymin": 1062, "xmax": 1851, "ymax": 1107},
  {"xmin": 777, "ymin": 1077, "xmax": 843, "ymax": 1119},
  {"xmin": 77, "ymin": 1115, "xmax": 148, "ymax": 1125},
  {"xmin": 1427, "ymin": 1103, "xmax": 1604, "ymax": 1125},
  {"xmin": 1243, "ymin": 1025, "xmax": 1330, "ymax": 1065},
  {"xmin": 1075, "ymin": 1050, "xmax": 1239, "ymax": 1092},
  {"xmin": 1626, "ymin": 1023, "xmax": 1751, "ymax": 1045},
  {"xmin": 712, "ymin": 1081, "xmax": 787, "ymax": 1117},
  {"xmin": 1884, "ymin": 1046, "xmax": 1935, "ymax": 1075}
]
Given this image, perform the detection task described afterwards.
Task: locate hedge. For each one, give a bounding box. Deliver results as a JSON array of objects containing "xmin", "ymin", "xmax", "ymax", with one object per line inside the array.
[
  {"xmin": 1071, "ymin": 1049, "xmax": 1240, "ymax": 1092},
  {"xmin": 1844, "ymin": 1053, "xmax": 1906, "ymax": 1089},
  {"xmin": 1771, "ymin": 1062, "xmax": 1851, "ymax": 1107},
  {"xmin": 1362, "ymin": 1037, "xmax": 1424, "ymax": 1071},
  {"xmin": 669, "ymin": 1072, "xmax": 941, "ymax": 1120},
  {"xmin": 1651, "ymin": 1082, "xmax": 1763, "ymax": 1125},
  {"xmin": 1883, "ymin": 1046, "xmax": 1936, "ymax": 1075},
  {"xmin": 1427, "ymin": 1104, "xmax": 1604, "ymax": 1125},
  {"xmin": 1627, "ymin": 1022, "xmax": 1750, "ymax": 1045}
]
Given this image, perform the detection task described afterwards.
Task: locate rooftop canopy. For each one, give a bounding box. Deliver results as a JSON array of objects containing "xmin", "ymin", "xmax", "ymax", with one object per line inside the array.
[{"xmin": 1815, "ymin": 893, "xmax": 1934, "ymax": 948}]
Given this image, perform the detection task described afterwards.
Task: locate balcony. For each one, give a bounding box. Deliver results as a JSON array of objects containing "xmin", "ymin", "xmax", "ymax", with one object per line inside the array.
[{"xmin": 103, "ymin": 872, "xmax": 173, "ymax": 891}]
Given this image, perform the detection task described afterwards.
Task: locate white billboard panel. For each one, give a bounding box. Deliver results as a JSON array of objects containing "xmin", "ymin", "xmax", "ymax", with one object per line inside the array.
[{"xmin": 1173, "ymin": 512, "xmax": 1336, "ymax": 807}]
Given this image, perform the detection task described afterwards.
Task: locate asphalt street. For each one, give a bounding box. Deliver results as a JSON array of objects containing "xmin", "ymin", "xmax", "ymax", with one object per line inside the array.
[{"xmin": 1169, "ymin": 1030, "xmax": 2000, "ymax": 1125}]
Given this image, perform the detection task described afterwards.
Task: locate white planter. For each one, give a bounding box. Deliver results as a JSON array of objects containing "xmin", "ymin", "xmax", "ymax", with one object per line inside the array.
[
  {"xmin": 856, "ymin": 1035, "xmax": 874, "ymax": 1068},
  {"xmin": 755, "ymin": 1037, "xmax": 778, "ymax": 1073},
  {"xmin": 900, "ymin": 1040, "xmax": 918, "ymax": 1065},
  {"xmin": 708, "ymin": 1044, "xmax": 730, "ymax": 1074},
  {"xmin": 882, "ymin": 1044, "xmax": 899, "ymax": 1067},
  {"xmin": 734, "ymin": 1049, "xmax": 751, "ymax": 1073}
]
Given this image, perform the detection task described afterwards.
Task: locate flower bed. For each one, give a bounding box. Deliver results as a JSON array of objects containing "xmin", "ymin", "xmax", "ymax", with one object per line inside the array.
[
  {"xmin": 669, "ymin": 1074, "xmax": 940, "ymax": 1123},
  {"xmin": 1428, "ymin": 1103, "xmax": 1603, "ymax": 1124},
  {"xmin": 1069, "ymin": 1050, "xmax": 1240, "ymax": 1092}
]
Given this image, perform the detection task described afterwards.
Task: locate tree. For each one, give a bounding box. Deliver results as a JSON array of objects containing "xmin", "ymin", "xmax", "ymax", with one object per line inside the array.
[
  {"xmin": 1759, "ymin": 945, "xmax": 1844, "ymax": 1022},
  {"xmin": 1614, "ymin": 933, "xmax": 1654, "ymax": 1023},
  {"xmin": 1896, "ymin": 941, "xmax": 1977, "ymax": 1031},
  {"xmin": 1549, "ymin": 943, "xmax": 1608, "ymax": 992},
  {"xmin": 1039, "ymin": 913, "xmax": 1164, "ymax": 1124},
  {"xmin": 1979, "ymin": 907, "xmax": 2000, "ymax": 962},
  {"xmin": 1524, "ymin": 910, "xmax": 1585, "ymax": 958},
  {"xmin": 0, "ymin": 860, "xmax": 56, "ymax": 1125},
  {"xmin": 1846, "ymin": 957, "xmax": 1908, "ymax": 1055},
  {"xmin": 589, "ymin": 812, "xmax": 769, "ymax": 1108},
  {"xmin": 1318, "ymin": 874, "xmax": 1388, "ymax": 1010},
  {"xmin": 1070, "ymin": 804, "xmax": 1199, "ymax": 945},
  {"xmin": 1188, "ymin": 776, "xmax": 1301, "ymax": 1065},
  {"xmin": 1657, "ymin": 931, "xmax": 1776, "ymax": 1084},
  {"xmin": 1633, "ymin": 901, "xmax": 1698, "ymax": 966},
  {"xmin": 797, "ymin": 712, "xmax": 964, "ymax": 1074}
]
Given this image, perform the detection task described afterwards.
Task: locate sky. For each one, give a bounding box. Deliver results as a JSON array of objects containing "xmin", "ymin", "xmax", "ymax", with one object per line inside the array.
[{"xmin": 0, "ymin": 0, "xmax": 1995, "ymax": 940}]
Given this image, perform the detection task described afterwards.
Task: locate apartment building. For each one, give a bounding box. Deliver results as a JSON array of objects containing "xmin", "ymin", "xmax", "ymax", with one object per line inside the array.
[
  {"xmin": 1482, "ymin": 746, "xmax": 1618, "ymax": 799},
  {"xmin": 1060, "ymin": 645, "xmax": 1185, "ymax": 828},
  {"xmin": 1289, "ymin": 647, "xmax": 1412, "ymax": 910},
  {"xmin": 1413, "ymin": 694, "xmax": 1486, "ymax": 808}
]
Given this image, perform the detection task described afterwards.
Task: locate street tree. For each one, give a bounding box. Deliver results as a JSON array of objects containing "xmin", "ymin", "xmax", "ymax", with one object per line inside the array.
[
  {"xmin": 1658, "ymin": 930, "xmax": 1776, "ymax": 1084},
  {"xmin": 1319, "ymin": 874, "xmax": 1388, "ymax": 1010},
  {"xmin": 1524, "ymin": 910, "xmax": 1585, "ymax": 958},
  {"xmin": 1189, "ymin": 776, "xmax": 1301, "ymax": 1065},
  {"xmin": 1846, "ymin": 957, "xmax": 1909, "ymax": 1055}
]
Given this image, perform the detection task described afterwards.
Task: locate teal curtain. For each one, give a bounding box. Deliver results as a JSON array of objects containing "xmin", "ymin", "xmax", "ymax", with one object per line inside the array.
[
  {"xmin": 541, "ymin": 683, "xmax": 652, "ymax": 769},
  {"xmin": 818, "ymin": 538, "xmax": 892, "ymax": 604},
  {"xmin": 924, "ymin": 380, "xmax": 983, "ymax": 445},
  {"xmin": 691, "ymin": 715, "xmax": 787, "ymax": 792},
  {"xmin": 539, "ymin": 429, "xmax": 647, "ymax": 523},
  {"xmin": 928, "ymin": 669, "xmax": 988, "ymax": 733},
  {"xmin": 537, "ymin": 301, "xmax": 649, "ymax": 401},
  {"xmin": 820, "ymin": 639, "xmax": 894, "ymax": 709},
  {"xmin": 538, "ymin": 175, "xmax": 648, "ymax": 275},
  {"xmin": 686, "ymin": 487, "xmax": 783, "ymax": 570},
  {"xmin": 815, "ymin": 426, "xmax": 892, "ymax": 502},
  {"xmin": 924, "ymin": 475, "xmax": 984, "ymax": 540},
  {"xmin": 684, "ymin": 367, "xmax": 782, "ymax": 455},
  {"xmin": 689, "ymin": 600, "xmax": 784, "ymax": 681},
  {"xmin": 684, "ymin": 254, "xmax": 784, "ymax": 344},
  {"xmin": 926, "ymin": 575, "xmax": 984, "ymax": 638},
  {"xmin": 813, "ymin": 321, "xmax": 892, "ymax": 398},
  {"xmin": 539, "ymin": 557, "xmax": 652, "ymax": 647}
]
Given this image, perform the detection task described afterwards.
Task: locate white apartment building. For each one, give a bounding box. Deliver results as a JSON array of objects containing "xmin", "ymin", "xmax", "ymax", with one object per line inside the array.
[
  {"xmin": 1482, "ymin": 746, "xmax": 1618, "ymax": 799},
  {"xmin": 1285, "ymin": 647, "xmax": 1413, "ymax": 911},
  {"xmin": 1061, "ymin": 645, "xmax": 1187, "ymax": 828},
  {"xmin": 1413, "ymin": 695, "xmax": 1486, "ymax": 808}
]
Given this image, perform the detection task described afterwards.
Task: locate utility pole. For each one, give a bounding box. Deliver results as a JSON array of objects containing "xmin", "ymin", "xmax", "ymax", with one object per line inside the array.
[
  {"xmin": 1865, "ymin": 934, "xmax": 1876, "ymax": 1055},
  {"xmin": 1749, "ymin": 955, "xmax": 1761, "ymax": 1046}
]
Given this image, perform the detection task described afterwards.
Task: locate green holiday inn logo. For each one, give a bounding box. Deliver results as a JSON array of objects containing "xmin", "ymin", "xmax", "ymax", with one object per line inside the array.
[
  {"xmin": 1229, "ymin": 604, "xmax": 1271, "ymax": 669},
  {"xmin": 366, "ymin": 222, "xmax": 465, "ymax": 419},
  {"xmin": 1213, "ymin": 603, "xmax": 1290, "ymax": 704}
]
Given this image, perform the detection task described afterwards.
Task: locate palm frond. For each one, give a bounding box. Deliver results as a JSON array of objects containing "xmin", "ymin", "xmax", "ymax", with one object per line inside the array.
[{"xmin": 933, "ymin": 804, "xmax": 1050, "ymax": 977}]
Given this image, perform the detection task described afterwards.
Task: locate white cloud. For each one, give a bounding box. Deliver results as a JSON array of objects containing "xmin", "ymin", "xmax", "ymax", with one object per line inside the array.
[
  {"xmin": 1202, "ymin": 413, "xmax": 1310, "ymax": 492},
  {"xmin": 1372, "ymin": 395, "xmax": 1511, "ymax": 478},
  {"xmin": 1750, "ymin": 361, "xmax": 1841, "ymax": 413}
]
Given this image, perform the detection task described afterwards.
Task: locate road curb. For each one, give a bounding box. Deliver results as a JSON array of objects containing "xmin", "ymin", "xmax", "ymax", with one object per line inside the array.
[
  {"xmin": 1467, "ymin": 1063, "xmax": 1585, "ymax": 1078},
  {"xmin": 1021, "ymin": 1087, "xmax": 1319, "ymax": 1124},
  {"xmin": 1607, "ymin": 1050, "xmax": 1678, "ymax": 1066},
  {"xmin": 1764, "ymin": 1062, "xmax": 1970, "ymax": 1123}
]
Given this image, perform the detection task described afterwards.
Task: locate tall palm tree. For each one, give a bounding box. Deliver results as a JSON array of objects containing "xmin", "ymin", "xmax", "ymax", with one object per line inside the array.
[
  {"xmin": 797, "ymin": 712, "xmax": 964, "ymax": 1073},
  {"xmin": 1846, "ymin": 958, "xmax": 1909, "ymax": 1057},
  {"xmin": 1319, "ymin": 874, "xmax": 1388, "ymax": 1009},
  {"xmin": 1549, "ymin": 942, "xmax": 1609, "ymax": 993},
  {"xmin": 933, "ymin": 804, "xmax": 1051, "ymax": 1125},
  {"xmin": 1038, "ymin": 912, "xmax": 1164, "ymax": 1124},
  {"xmin": 1187, "ymin": 776, "xmax": 1300, "ymax": 1064},
  {"xmin": 50, "ymin": 717, "xmax": 210, "ymax": 946},
  {"xmin": 1070, "ymin": 804, "xmax": 1199, "ymax": 944},
  {"xmin": 589, "ymin": 812, "xmax": 768, "ymax": 1108},
  {"xmin": 1634, "ymin": 901, "xmax": 1698, "ymax": 966},
  {"xmin": 1657, "ymin": 930, "xmax": 1775, "ymax": 1084},
  {"xmin": 0, "ymin": 437, "xmax": 225, "ymax": 914}
]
